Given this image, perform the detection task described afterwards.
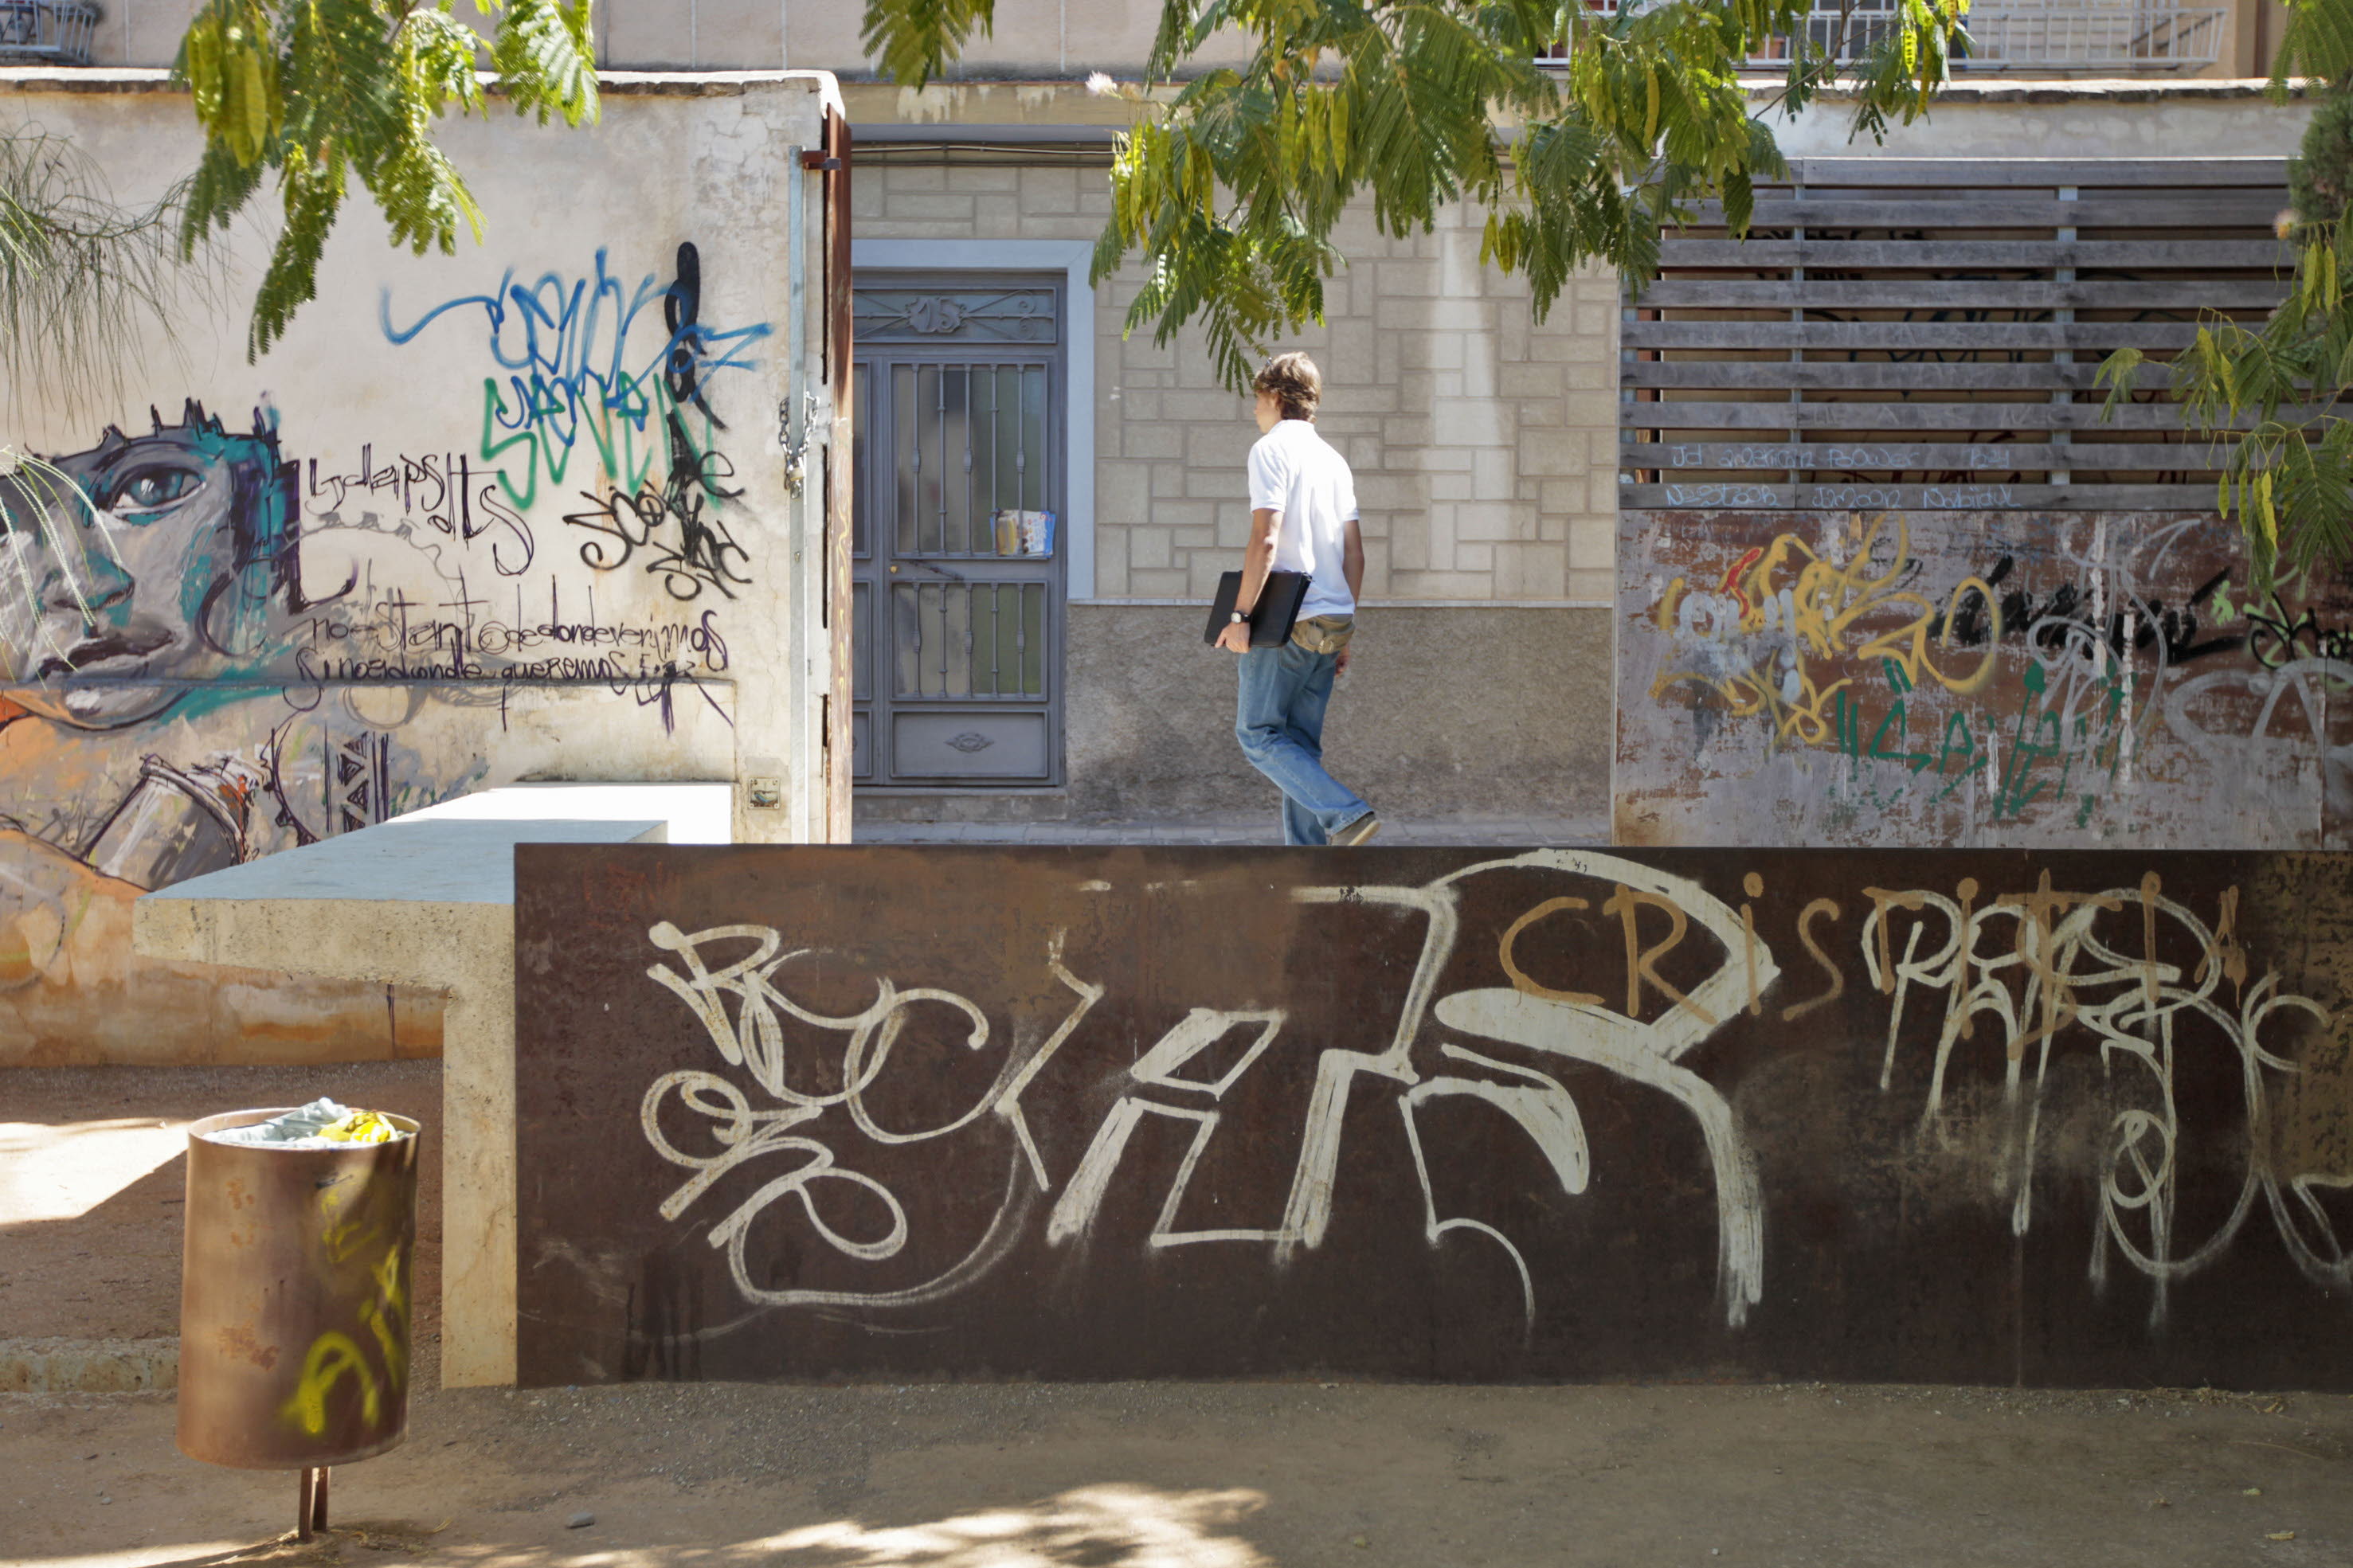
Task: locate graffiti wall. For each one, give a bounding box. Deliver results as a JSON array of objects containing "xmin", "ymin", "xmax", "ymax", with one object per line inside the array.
[
  {"xmin": 514, "ymin": 843, "xmax": 2353, "ymax": 1388},
  {"xmin": 1, "ymin": 78, "xmax": 843, "ymax": 1065},
  {"xmin": 1615, "ymin": 509, "xmax": 2353, "ymax": 848}
]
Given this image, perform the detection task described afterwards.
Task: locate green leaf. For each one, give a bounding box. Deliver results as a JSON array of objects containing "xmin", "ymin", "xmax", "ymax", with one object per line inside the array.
[
  {"xmin": 167, "ymin": 0, "xmax": 605, "ymax": 358},
  {"xmin": 861, "ymin": 0, "xmax": 996, "ymax": 91}
]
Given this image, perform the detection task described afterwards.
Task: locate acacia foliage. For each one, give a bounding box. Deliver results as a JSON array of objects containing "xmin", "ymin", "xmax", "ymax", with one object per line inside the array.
[
  {"xmin": 2099, "ymin": 0, "xmax": 2353, "ymax": 585},
  {"xmin": 176, "ymin": 0, "xmax": 599, "ymax": 361},
  {"xmin": 0, "ymin": 131, "xmax": 221, "ymax": 421},
  {"xmin": 865, "ymin": 0, "xmax": 1971, "ymax": 388}
]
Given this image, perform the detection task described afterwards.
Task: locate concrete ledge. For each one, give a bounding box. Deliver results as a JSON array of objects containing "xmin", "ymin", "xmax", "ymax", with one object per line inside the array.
[
  {"xmin": 0, "ymin": 1339, "xmax": 178, "ymax": 1394},
  {"xmin": 0, "ymin": 67, "xmax": 846, "ymax": 98},
  {"xmin": 1763, "ymin": 77, "xmax": 2316, "ymax": 104},
  {"xmin": 395, "ymin": 781, "xmax": 733, "ymax": 845},
  {"xmin": 144, "ymin": 819, "xmax": 668, "ymax": 909},
  {"xmin": 130, "ymin": 784, "xmax": 734, "ymax": 1390}
]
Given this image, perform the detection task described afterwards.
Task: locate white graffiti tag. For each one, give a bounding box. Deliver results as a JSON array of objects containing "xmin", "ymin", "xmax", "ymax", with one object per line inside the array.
[
  {"xmin": 639, "ymin": 920, "xmax": 1100, "ymax": 1308},
  {"xmin": 1861, "ymin": 873, "xmax": 2347, "ymax": 1325},
  {"xmin": 1043, "ymin": 851, "xmax": 1773, "ymax": 1331}
]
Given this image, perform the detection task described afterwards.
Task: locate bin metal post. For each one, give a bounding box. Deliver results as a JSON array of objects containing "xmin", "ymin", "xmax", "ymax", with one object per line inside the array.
[
  {"xmin": 296, "ymin": 1466, "xmax": 331, "ymax": 1539},
  {"xmin": 178, "ymin": 1108, "xmax": 421, "ymax": 1507}
]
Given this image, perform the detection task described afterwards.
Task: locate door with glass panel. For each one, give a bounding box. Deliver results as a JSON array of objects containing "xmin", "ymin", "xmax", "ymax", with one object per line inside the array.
[{"xmin": 850, "ymin": 276, "xmax": 1063, "ymax": 787}]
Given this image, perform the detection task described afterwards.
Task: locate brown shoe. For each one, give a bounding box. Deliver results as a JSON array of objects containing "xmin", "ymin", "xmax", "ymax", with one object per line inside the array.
[{"xmin": 1332, "ymin": 811, "xmax": 1381, "ymax": 847}]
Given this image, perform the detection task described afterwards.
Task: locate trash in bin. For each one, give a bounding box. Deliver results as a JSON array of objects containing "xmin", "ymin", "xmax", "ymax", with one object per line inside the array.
[
  {"xmin": 198, "ymin": 1098, "xmax": 409, "ymax": 1148},
  {"xmin": 179, "ymin": 1105, "xmax": 421, "ymax": 1540}
]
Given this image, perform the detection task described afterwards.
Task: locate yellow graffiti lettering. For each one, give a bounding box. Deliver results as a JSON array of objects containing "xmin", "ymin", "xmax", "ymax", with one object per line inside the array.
[
  {"xmin": 1602, "ymin": 885, "xmax": 1717, "ymax": 1027},
  {"xmin": 1650, "ymin": 514, "xmax": 2005, "ymax": 753},
  {"xmin": 1781, "ymin": 898, "xmax": 1846, "ymax": 1023},
  {"xmin": 1498, "ymin": 897, "xmax": 1603, "ymax": 1007},
  {"xmin": 280, "ymin": 1331, "xmax": 381, "ymax": 1437}
]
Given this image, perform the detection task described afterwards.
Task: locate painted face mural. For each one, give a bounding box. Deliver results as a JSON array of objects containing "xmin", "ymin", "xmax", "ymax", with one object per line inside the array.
[
  {"xmin": 2, "ymin": 404, "xmax": 300, "ymax": 729},
  {"xmin": 0, "ymin": 405, "xmax": 318, "ymax": 899},
  {"xmin": 1, "ymin": 241, "xmax": 761, "ymax": 1069}
]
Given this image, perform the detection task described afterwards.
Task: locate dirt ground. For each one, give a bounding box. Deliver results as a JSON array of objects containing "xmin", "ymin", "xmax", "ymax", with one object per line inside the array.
[
  {"xmin": 1, "ymin": 1063, "xmax": 443, "ymax": 1357},
  {"xmin": 4, "ymin": 1379, "xmax": 2352, "ymax": 1567},
  {"xmin": 7, "ymin": 1063, "xmax": 2353, "ymax": 1566}
]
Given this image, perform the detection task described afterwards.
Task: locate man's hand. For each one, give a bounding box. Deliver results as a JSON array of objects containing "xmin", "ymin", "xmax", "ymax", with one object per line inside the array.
[
  {"xmin": 1335, "ymin": 644, "xmax": 1352, "ymax": 676},
  {"xmin": 1214, "ymin": 621, "xmax": 1253, "ymax": 654}
]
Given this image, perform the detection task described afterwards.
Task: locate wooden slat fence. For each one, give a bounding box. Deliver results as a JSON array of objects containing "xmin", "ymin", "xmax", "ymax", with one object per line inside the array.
[{"xmin": 1619, "ymin": 157, "xmax": 2291, "ymax": 511}]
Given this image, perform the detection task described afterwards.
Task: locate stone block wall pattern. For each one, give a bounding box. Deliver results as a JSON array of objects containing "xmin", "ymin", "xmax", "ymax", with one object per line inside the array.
[
  {"xmin": 855, "ymin": 163, "xmax": 1620, "ymax": 605},
  {"xmin": 0, "ymin": 73, "xmax": 844, "ymax": 1066}
]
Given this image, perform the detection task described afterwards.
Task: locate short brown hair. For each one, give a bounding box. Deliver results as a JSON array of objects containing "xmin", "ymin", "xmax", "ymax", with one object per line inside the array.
[{"xmin": 1254, "ymin": 352, "xmax": 1321, "ymax": 421}]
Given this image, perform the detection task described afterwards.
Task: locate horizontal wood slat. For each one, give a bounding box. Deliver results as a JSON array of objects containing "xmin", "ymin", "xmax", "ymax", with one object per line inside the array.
[
  {"xmin": 1623, "ymin": 161, "xmax": 2282, "ymax": 510},
  {"xmin": 1656, "ymin": 240, "xmax": 2289, "ymax": 269},
  {"xmin": 1630, "ymin": 280, "xmax": 2292, "ymax": 309},
  {"xmin": 1687, "ymin": 197, "xmax": 2288, "ymax": 229},
  {"xmin": 1620, "ymin": 482, "xmax": 2224, "ymax": 510},
  {"xmin": 1779, "ymin": 158, "xmax": 2288, "ymax": 187},
  {"xmin": 1624, "ymin": 362, "xmax": 2171, "ymax": 392},
  {"xmin": 1639, "ymin": 441, "xmax": 2228, "ymax": 471},
  {"xmin": 1622, "ymin": 322, "xmax": 2204, "ymax": 351},
  {"xmin": 1620, "ymin": 401, "xmax": 2297, "ymax": 432}
]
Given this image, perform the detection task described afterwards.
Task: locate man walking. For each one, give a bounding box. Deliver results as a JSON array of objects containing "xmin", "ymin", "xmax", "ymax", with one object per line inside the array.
[{"xmin": 1212, "ymin": 353, "xmax": 1380, "ymax": 846}]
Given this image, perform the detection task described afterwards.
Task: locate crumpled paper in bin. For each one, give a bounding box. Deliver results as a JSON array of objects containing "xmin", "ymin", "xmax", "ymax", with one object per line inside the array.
[{"xmin": 198, "ymin": 1097, "xmax": 408, "ymax": 1148}]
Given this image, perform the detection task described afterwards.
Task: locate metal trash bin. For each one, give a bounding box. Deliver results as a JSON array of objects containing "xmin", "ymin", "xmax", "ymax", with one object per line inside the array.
[{"xmin": 178, "ymin": 1108, "xmax": 421, "ymax": 1536}]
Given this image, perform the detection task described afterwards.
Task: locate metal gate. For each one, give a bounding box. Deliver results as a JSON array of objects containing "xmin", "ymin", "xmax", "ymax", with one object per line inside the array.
[{"xmin": 849, "ymin": 276, "xmax": 1064, "ymax": 786}]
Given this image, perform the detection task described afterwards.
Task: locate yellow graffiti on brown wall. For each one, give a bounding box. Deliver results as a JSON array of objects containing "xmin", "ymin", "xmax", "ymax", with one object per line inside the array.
[{"xmin": 1652, "ymin": 514, "xmax": 2003, "ymax": 748}]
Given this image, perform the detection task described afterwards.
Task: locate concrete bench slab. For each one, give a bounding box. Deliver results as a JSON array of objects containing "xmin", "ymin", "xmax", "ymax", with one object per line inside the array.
[{"xmin": 134, "ymin": 784, "xmax": 731, "ymax": 1389}]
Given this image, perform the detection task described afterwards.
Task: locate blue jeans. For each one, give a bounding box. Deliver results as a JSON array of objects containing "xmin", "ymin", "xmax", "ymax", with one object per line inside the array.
[{"xmin": 1235, "ymin": 640, "xmax": 1372, "ymax": 846}]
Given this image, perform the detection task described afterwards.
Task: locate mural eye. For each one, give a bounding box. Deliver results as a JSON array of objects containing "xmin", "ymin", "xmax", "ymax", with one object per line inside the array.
[{"xmin": 108, "ymin": 464, "xmax": 203, "ymax": 514}]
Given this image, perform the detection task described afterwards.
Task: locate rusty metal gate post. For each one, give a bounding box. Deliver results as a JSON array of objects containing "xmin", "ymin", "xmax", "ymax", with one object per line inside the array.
[{"xmin": 178, "ymin": 1109, "xmax": 421, "ymax": 1538}]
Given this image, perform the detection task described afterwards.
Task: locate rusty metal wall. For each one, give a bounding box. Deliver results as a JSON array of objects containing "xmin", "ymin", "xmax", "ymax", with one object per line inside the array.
[
  {"xmin": 1615, "ymin": 510, "xmax": 2353, "ymax": 848},
  {"xmin": 178, "ymin": 1112, "xmax": 417, "ymax": 1467},
  {"xmin": 514, "ymin": 844, "xmax": 2353, "ymax": 1389}
]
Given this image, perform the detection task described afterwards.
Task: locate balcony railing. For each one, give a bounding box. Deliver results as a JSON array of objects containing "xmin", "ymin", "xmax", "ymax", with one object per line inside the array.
[
  {"xmin": 0, "ymin": 1, "xmax": 99, "ymax": 66},
  {"xmin": 1965, "ymin": 1, "xmax": 2227, "ymax": 70},
  {"xmin": 1548, "ymin": 0, "xmax": 2226, "ymax": 73}
]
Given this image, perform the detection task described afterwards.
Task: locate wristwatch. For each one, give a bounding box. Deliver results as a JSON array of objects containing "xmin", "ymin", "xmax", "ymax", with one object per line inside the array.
[{"xmin": 1230, "ymin": 611, "xmax": 1248, "ymax": 624}]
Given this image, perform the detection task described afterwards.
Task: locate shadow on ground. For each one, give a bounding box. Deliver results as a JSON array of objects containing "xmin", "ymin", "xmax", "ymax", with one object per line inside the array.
[{"xmin": 6, "ymin": 1380, "xmax": 2351, "ymax": 1568}]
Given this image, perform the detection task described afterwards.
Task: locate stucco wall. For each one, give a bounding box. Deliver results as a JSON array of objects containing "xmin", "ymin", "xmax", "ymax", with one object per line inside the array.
[{"xmin": 1, "ymin": 72, "xmax": 840, "ymax": 1065}]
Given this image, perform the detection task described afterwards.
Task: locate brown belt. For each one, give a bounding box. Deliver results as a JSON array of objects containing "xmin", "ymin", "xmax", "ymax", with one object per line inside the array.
[{"xmin": 1290, "ymin": 614, "xmax": 1354, "ymax": 655}]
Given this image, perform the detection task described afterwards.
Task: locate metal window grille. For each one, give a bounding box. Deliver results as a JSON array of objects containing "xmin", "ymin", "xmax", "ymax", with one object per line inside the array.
[
  {"xmin": 851, "ymin": 278, "xmax": 1066, "ymax": 788},
  {"xmin": 1543, "ymin": 0, "xmax": 2226, "ymax": 72},
  {"xmin": 0, "ymin": 1, "xmax": 100, "ymax": 65}
]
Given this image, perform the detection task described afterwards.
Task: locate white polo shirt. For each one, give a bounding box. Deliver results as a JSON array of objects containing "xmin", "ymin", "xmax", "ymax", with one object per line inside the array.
[{"xmin": 1246, "ymin": 418, "xmax": 1358, "ymax": 621}]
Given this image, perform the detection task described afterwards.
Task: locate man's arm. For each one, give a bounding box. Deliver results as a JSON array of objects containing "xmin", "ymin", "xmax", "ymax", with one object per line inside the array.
[
  {"xmin": 1336, "ymin": 517, "xmax": 1365, "ymax": 672},
  {"xmin": 1214, "ymin": 505, "xmax": 1281, "ymax": 653}
]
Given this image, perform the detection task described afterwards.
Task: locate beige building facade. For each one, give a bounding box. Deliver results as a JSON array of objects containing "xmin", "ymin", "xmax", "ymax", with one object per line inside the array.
[
  {"xmin": 6, "ymin": 2, "xmax": 2322, "ymax": 847},
  {"xmin": 847, "ymin": 143, "xmax": 1620, "ymax": 826}
]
